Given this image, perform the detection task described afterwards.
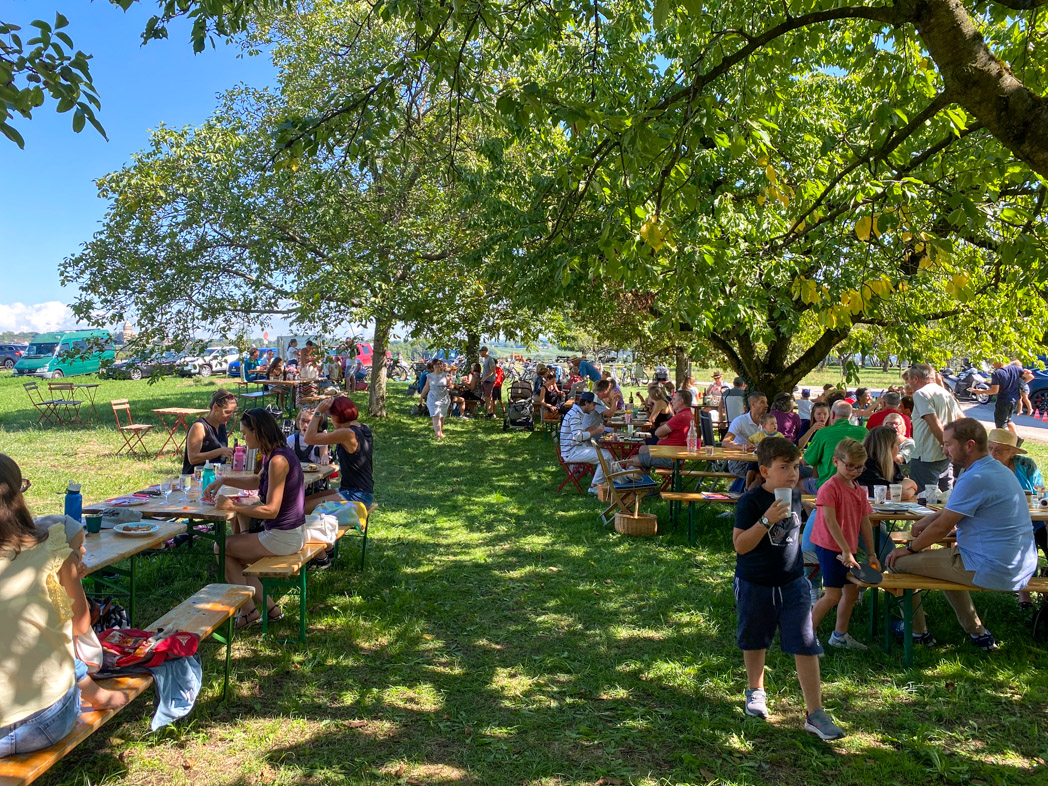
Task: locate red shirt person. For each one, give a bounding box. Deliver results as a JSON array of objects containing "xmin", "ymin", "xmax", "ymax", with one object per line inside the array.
[
  {"xmin": 865, "ymin": 391, "xmax": 913, "ymax": 437},
  {"xmin": 627, "ymin": 390, "xmax": 697, "ymax": 469}
]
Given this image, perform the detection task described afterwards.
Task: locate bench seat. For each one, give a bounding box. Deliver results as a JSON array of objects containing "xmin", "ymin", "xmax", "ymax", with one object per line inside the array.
[{"xmin": 0, "ymin": 583, "xmax": 253, "ymax": 786}]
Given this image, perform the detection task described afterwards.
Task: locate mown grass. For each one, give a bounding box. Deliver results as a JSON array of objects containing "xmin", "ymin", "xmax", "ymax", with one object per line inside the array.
[{"xmin": 1, "ymin": 373, "xmax": 1047, "ymax": 785}]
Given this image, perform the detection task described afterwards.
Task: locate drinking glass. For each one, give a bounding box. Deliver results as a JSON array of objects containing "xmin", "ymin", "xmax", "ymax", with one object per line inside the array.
[{"xmin": 180, "ymin": 474, "xmax": 193, "ymax": 500}]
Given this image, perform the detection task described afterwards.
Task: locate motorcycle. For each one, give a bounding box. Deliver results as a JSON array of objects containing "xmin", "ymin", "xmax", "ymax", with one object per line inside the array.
[{"xmin": 941, "ymin": 364, "xmax": 991, "ymax": 404}]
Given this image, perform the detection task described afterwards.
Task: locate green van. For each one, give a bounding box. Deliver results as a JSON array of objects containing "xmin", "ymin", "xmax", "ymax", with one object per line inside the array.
[{"xmin": 13, "ymin": 329, "xmax": 116, "ymax": 378}]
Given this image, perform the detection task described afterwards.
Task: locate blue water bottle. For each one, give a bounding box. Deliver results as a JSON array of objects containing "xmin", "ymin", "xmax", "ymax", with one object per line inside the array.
[
  {"xmin": 201, "ymin": 462, "xmax": 215, "ymax": 496},
  {"xmin": 64, "ymin": 481, "xmax": 82, "ymax": 523}
]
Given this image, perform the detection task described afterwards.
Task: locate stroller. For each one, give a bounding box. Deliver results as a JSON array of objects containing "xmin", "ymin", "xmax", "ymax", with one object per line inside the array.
[{"xmin": 503, "ymin": 379, "xmax": 535, "ymax": 431}]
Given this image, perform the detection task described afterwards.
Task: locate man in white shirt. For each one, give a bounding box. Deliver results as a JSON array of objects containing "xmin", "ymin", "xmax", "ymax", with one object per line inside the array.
[
  {"xmin": 908, "ymin": 363, "xmax": 964, "ymax": 491},
  {"xmin": 559, "ymin": 392, "xmax": 614, "ymax": 493},
  {"xmin": 723, "ymin": 391, "xmax": 768, "ymax": 489}
]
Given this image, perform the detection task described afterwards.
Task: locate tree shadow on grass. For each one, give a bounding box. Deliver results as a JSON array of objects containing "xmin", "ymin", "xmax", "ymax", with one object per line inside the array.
[{"xmin": 35, "ymin": 395, "xmax": 1048, "ymax": 785}]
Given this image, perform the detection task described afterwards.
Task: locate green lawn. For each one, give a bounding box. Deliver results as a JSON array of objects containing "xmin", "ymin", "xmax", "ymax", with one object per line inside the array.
[{"xmin": 2, "ymin": 374, "xmax": 1047, "ymax": 785}]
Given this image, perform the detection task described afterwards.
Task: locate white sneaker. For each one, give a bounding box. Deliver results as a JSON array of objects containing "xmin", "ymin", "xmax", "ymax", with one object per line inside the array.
[
  {"xmin": 588, "ymin": 485, "xmax": 601, "ymax": 496},
  {"xmin": 828, "ymin": 632, "xmax": 867, "ymax": 650}
]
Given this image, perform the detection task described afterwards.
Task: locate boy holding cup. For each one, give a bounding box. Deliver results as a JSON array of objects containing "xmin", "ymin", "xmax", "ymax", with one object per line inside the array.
[{"xmin": 732, "ymin": 437, "xmax": 845, "ymax": 740}]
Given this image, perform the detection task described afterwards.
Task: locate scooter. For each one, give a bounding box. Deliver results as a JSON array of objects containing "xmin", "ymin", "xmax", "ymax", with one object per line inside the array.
[{"xmin": 941, "ymin": 364, "xmax": 991, "ymax": 404}]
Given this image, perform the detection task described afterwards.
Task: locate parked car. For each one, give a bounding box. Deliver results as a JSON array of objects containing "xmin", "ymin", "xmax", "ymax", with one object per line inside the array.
[
  {"xmin": 13, "ymin": 330, "xmax": 115, "ymax": 378},
  {"xmin": 1027, "ymin": 370, "xmax": 1048, "ymax": 413},
  {"xmin": 103, "ymin": 351, "xmax": 182, "ymax": 381},
  {"xmin": 0, "ymin": 343, "xmax": 27, "ymax": 370},
  {"xmin": 178, "ymin": 346, "xmax": 240, "ymax": 378},
  {"xmin": 334, "ymin": 342, "xmax": 394, "ymax": 375},
  {"xmin": 227, "ymin": 348, "xmax": 277, "ymax": 377}
]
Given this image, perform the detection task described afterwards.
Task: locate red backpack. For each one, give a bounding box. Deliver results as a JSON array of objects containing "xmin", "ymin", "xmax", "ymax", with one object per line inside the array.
[{"xmin": 98, "ymin": 628, "xmax": 200, "ymax": 671}]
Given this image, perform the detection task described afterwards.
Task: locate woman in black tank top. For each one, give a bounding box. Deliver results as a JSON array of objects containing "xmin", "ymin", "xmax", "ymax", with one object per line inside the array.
[
  {"xmin": 303, "ymin": 396, "xmax": 374, "ymax": 508},
  {"xmin": 182, "ymin": 389, "xmax": 238, "ymax": 476}
]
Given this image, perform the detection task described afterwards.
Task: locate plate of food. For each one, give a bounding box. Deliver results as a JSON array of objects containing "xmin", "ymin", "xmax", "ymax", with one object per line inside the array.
[
  {"xmin": 104, "ymin": 496, "xmax": 149, "ymax": 507},
  {"xmin": 302, "ymin": 463, "xmax": 319, "ymax": 472},
  {"xmin": 113, "ymin": 522, "xmax": 160, "ymax": 536}
]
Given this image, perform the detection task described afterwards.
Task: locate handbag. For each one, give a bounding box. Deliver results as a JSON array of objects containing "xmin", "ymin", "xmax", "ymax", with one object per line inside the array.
[{"xmin": 303, "ymin": 512, "xmax": 338, "ymax": 545}]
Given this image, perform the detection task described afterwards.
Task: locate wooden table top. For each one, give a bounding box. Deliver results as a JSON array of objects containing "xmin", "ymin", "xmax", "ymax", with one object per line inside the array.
[
  {"xmin": 82, "ymin": 520, "xmax": 187, "ymax": 573},
  {"xmin": 221, "ymin": 464, "xmax": 336, "ymax": 484},
  {"xmin": 83, "ymin": 494, "xmax": 235, "ymax": 522},
  {"xmin": 152, "ymin": 407, "xmax": 210, "ymax": 416},
  {"xmin": 648, "ymin": 445, "xmax": 758, "ymax": 462}
]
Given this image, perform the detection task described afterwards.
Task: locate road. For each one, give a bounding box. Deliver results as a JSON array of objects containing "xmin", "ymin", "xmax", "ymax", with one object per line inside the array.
[{"xmin": 959, "ymin": 401, "xmax": 1048, "ymax": 444}]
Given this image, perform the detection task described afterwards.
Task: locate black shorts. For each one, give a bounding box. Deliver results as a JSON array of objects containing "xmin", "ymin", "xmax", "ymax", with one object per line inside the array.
[
  {"xmin": 734, "ymin": 575, "xmax": 822, "ymax": 655},
  {"xmin": 994, "ymin": 397, "xmax": 1017, "ymax": 428}
]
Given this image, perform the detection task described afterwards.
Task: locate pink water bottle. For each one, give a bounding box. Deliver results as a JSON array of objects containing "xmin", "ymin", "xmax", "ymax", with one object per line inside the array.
[{"xmin": 232, "ymin": 441, "xmax": 245, "ymax": 472}]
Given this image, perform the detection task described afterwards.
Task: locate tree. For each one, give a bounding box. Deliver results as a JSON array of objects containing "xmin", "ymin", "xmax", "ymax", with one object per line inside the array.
[{"xmin": 237, "ymin": 0, "xmax": 1045, "ymax": 394}]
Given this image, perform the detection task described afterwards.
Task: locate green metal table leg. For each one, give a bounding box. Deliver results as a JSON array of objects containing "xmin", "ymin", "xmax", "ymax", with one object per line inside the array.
[
  {"xmin": 298, "ymin": 571, "xmax": 307, "ymax": 644},
  {"xmin": 128, "ymin": 554, "xmax": 137, "ymax": 625},
  {"xmin": 210, "ymin": 613, "xmax": 235, "ymax": 701},
  {"xmin": 903, "ymin": 588, "xmax": 914, "ymax": 667}
]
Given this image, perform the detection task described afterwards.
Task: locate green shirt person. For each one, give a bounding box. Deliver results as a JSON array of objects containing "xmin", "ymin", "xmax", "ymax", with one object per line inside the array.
[{"xmin": 803, "ymin": 402, "xmax": 869, "ymax": 487}]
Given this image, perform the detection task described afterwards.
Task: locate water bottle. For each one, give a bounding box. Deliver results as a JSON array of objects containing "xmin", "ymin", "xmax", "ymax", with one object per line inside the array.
[
  {"xmin": 686, "ymin": 422, "xmax": 699, "ymax": 452},
  {"xmin": 64, "ymin": 481, "xmax": 82, "ymax": 523},
  {"xmin": 232, "ymin": 440, "xmax": 245, "ymax": 472},
  {"xmin": 201, "ymin": 461, "xmax": 215, "ymax": 494}
]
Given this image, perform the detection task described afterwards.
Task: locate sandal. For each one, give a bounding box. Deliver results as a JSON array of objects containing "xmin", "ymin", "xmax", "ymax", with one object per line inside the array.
[
  {"xmin": 266, "ymin": 605, "xmax": 283, "ymax": 622},
  {"xmin": 235, "ymin": 608, "xmax": 261, "ymax": 629}
]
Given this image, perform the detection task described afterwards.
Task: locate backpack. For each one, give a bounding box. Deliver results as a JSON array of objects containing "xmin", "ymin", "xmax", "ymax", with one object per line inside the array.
[{"xmin": 98, "ymin": 628, "xmax": 200, "ymax": 672}]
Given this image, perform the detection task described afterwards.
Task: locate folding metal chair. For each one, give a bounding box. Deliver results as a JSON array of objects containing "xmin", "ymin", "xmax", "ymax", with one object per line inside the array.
[
  {"xmin": 111, "ymin": 399, "xmax": 154, "ymax": 458},
  {"xmin": 592, "ymin": 441, "xmax": 659, "ymax": 527},
  {"xmin": 553, "ymin": 431, "xmax": 592, "ymax": 494},
  {"xmin": 23, "ymin": 382, "xmax": 61, "ymax": 426},
  {"xmin": 47, "ymin": 382, "xmax": 85, "ymax": 425}
]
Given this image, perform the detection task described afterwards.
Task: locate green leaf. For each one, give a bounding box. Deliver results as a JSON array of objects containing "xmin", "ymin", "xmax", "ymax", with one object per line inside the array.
[
  {"xmin": 72, "ymin": 108, "xmax": 85, "ymax": 133},
  {"xmin": 0, "ymin": 122, "xmax": 25, "ymax": 148},
  {"xmin": 653, "ymin": 0, "xmax": 670, "ymax": 31}
]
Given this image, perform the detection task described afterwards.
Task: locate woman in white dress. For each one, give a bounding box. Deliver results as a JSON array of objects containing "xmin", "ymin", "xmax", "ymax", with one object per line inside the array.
[{"xmin": 421, "ymin": 358, "xmax": 452, "ymax": 439}]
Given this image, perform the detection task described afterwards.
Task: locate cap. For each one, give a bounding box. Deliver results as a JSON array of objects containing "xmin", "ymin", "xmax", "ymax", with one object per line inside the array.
[
  {"xmin": 801, "ymin": 388, "xmax": 810, "ymax": 397},
  {"xmin": 578, "ymin": 391, "xmax": 596, "ymax": 403},
  {"xmin": 654, "ymin": 369, "xmax": 669, "ymax": 380}
]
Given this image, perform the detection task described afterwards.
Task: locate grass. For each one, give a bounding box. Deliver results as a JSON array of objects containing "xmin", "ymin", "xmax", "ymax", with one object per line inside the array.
[{"xmin": 2, "ymin": 373, "xmax": 1048, "ymax": 785}]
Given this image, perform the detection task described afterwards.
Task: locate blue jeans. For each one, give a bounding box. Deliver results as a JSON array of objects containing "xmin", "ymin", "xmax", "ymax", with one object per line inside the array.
[
  {"xmin": 0, "ymin": 659, "xmax": 84, "ymax": 758},
  {"xmin": 338, "ymin": 489, "xmax": 374, "ymax": 507}
]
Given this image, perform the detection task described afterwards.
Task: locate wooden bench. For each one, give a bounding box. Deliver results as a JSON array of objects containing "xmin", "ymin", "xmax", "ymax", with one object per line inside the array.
[
  {"xmin": 243, "ymin": 543, "xmax": 327, "ymax": 644},
  {"xmin": 0, "ymin": 583, "xmax": 253, "ymax": 786},
  {"xmin": 850, "ymin": 573, "xmax": 1048, "ymax": 666}
]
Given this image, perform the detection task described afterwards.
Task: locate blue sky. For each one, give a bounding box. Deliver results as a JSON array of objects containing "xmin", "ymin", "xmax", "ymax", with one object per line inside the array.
[{"xmin": 0, "ymin": 0, "xmax": 276, "ymax": 333}]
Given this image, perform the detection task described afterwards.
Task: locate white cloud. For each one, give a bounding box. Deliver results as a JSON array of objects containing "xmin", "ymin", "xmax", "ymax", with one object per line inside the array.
[{"xmin": 0, "ymin": 302, "xmax": 84, "ymax": 333}]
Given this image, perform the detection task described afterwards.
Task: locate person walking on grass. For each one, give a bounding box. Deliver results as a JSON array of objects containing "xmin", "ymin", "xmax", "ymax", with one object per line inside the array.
[
  {"xmin": 421, "ymin": 358, "xmax": 452, "ymax": 440},
  {"xmin": 733, "ymin": 438, "xmax": 845, "ymax": 741},
  {"xmin": 809, "ymin": 438, "xmax": 878, "ymax": 651},
  {"xmin": 480, "ymin": 346, "xmax": 498, "ymax": 419}
]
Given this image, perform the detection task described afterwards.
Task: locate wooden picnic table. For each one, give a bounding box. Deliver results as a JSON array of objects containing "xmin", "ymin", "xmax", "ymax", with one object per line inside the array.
[
  {"xmin": 81, "ymin": 519, "xmax": 186, "ymax": 623},
  {"xmin": 152, "ymin": 407, "xmax": 210, "ymax": 457},
  {"xmin": 599, "ymin": 435, "xmax": 646, "ymax": 461},
  {"xmin": 83, "ymin": 464, "xmax": 336, "ymax": 579}
]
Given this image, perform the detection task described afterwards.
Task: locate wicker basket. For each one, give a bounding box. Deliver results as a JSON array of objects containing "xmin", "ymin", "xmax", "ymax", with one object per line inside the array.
[
  {"xmin": 614, "ymin": 512, "xmax": 658, "ymax": 537},
  {"xmin": 596, "ymin": 483, "xmax": 611, "ymax": 502}
]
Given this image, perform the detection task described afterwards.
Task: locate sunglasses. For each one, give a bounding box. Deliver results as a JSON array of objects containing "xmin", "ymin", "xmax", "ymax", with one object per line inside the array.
[{"xmin": 20, "ymin": 478, "xmax": 31, "ymax": 493}]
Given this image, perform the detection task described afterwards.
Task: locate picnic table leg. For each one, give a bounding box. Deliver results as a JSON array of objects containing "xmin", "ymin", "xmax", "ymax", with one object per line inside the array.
[
  {"xmin": 298, "ymin": 571, "xmax": 308, "ymax": 644},
  {"xmin": 902, "ymin": 588, "xmax": 914, "ymax": 667},
  {"xmin": 260, "ymin": 578, "xmax": 272, "ymax": 638},
  {"xmin": 128, "ymin": 554, "xmax": 137, "ymax": 624},
  {"xmin": 213, "ymin": 612, "xmax": 235, "ymax": 701},
  {"xmin": 687, "ymin": 502, "xmax": 695, "ymax": 546}
]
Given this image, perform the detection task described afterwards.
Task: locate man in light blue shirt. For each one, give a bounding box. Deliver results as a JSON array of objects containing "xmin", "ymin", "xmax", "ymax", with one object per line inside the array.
[{"xmin": 885, "ymin": 418, "xmax": 1038, "ymax": 651}]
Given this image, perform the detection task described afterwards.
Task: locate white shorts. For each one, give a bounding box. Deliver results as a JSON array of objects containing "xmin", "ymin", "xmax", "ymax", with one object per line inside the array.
[{"xmin": 258, "ymin": 525, "xmax": 306, "ymax": 556}]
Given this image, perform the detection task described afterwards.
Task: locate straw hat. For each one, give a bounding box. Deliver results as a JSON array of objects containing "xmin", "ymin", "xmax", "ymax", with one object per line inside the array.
[{"xmin": 987, "ymin": 428, "xmax": 1026, "ymax": 454}]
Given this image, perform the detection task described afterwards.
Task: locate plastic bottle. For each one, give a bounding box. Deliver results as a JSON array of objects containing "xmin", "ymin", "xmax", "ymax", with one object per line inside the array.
[
  {"xmin": 686, "ymin": 422, "xmax": 699, "ymax": 452},
  {"xmin": 64, "ymin": 481, "xmax": 82, "ymax": 523},
  {"xmin": 232, "ymin": 440, "xmax": 245, "ymax": 472},
  {"xmin": 201, "ymin": 461, "xmax": 215, "ymax": 494}
]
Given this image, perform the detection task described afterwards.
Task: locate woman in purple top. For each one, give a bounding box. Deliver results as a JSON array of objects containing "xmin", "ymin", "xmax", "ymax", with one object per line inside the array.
[
  {"xmin": 770, "ymin": 392, "xmax": 803, "ymax": 444},
  {"xmin": 204, "ymin": 408, "xmax": 305, "ymax": 627}
]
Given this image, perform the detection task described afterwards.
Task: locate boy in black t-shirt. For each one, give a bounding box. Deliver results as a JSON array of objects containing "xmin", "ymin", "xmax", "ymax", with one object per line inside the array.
[{"xmin": 733, "ymin": 437, "xmax": 845, "ymax": 741}]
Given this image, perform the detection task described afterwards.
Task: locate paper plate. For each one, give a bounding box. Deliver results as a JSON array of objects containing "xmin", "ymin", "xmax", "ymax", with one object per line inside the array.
[{"xmin": 104, "ymin": 497, "xmax": 148, "ymax": 507}]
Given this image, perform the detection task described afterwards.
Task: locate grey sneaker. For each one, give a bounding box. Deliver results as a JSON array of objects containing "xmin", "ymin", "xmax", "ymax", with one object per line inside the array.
[
  {"xmin": 804, "ymin": 708, "xmax": 846, "ymax": 741},
  {"xmin": 828, "ymin": 632, "xmax": 867, "ymax": 650},
  {"xmin": 743, "ymin": 688, "xmax": 768, "ymax": 719}
]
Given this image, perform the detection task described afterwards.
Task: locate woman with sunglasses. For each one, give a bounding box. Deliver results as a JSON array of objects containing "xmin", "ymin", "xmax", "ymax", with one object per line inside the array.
[{"xmin": 203, "ymin": 408, "xmax": 305, "ymax": 627}]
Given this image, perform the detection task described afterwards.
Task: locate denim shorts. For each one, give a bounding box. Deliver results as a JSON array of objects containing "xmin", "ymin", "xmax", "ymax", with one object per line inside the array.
[
  {"xmin": 734, "ymin": 575, "xmax": 822, "ymax": 656},
  {"xmin": 0, "ymin": 659, "xmax": 84, "ymax": 758},
  {"xmin": 815, "ymin": 544, "xmax": 851, "ymax": 589},
  {"xmin": 338, "ymin": 489, "xmax": 374, "ymax": 507}
]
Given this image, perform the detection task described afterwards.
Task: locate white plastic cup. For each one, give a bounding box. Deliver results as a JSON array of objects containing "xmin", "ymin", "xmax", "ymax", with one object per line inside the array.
[
  {"xmin": 924, "ymin": 484, "xmax": 938, "ymax": 505},
  {"xmin": 627, "ymin": 424, "xmax": 634, "ymax": 437},
  {"xmin": 873, "ymin": 485, "xmax": 887, "ymax": 504},
  {"xmin": 774, "ymin": 487, "xmax": 792, "ymax": 508},
  {"xmin": 889, "ymin": 483, "xmax": 903, "ymax": 503}
]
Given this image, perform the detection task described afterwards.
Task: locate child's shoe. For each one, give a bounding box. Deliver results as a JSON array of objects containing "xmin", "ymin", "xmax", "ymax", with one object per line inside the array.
[
  {"xmin": 827, "ymin": 632, "xmax": 867, "ymax": 650},
  {"xmin": 804, "ymin": 708, "xmax": 846, "ymax": 740},
  {"xmin": 743, "ymin": 688, "xmax": 768, "ymax": 719}
]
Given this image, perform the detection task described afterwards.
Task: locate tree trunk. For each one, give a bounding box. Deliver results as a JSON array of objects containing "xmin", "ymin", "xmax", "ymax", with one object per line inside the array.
[
  {"xmin": 674, "ymin": 346, "xmax": 688, "ymax": 389},
  {"xmin": 464, "ymin": 329, "xmax": 480, "ymax": 370},
  {"xmin": 881, "ymin": 356, "xmax": 891, "ymax": 373},
  {"xmin": 368, "ymin": 314, "xmax": 392, "ymax": 417}
]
